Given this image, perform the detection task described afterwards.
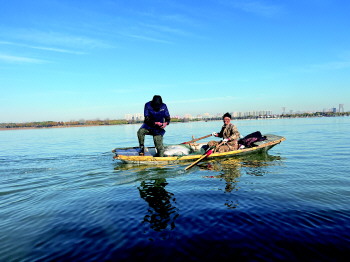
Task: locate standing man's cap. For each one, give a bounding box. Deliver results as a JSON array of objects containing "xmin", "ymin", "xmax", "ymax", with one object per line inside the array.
[{"xmin": 151, "ymin": 95, "xmax": 163, "ymax": 111}]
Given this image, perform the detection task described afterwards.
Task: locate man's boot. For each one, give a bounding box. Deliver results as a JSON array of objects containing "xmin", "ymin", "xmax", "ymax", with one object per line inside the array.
[{"xmin": 139, "ymin": 145, "xmax": 145, "ymax": 156}]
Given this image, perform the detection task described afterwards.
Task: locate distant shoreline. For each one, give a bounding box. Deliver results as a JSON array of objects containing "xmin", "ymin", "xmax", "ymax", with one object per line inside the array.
[
  {"xmin": 1, "ymin": 114, "xmax": 349, "ymax": 131},
  {"xmin": 0, "ymin": 124, "xmax": 108, "ymax": 131}
]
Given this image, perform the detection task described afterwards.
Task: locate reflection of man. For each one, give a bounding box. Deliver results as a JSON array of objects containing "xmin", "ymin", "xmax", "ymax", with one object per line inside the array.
[
  {"xmin": 138, "ymin": 178, "xmax": 178, "ymax": 231},
  {"xmin": 200, "ymin": 161, "xmax": 241, "ymax": 209},
  {"xmin": 200, "ymin": 161, "xmax": 241, "ymax": 193},
  {"xmin": 220, "ymin": 168, "xmax": 241, "ymax": 193}
]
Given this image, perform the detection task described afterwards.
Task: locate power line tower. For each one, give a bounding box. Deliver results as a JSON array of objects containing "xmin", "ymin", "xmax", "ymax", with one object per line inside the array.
[{"xmin": 339, "ymin": 104, "xmax": 344, "ymax": 113}]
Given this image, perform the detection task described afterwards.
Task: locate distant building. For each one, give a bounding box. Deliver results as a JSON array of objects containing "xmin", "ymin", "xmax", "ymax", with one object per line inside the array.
[
  {"xmin": 184, "ymin": 114, "xmax": 192, "ymax": 119},
  {"xmin": 202, "ymin": 113, "xmax": 211, "ymax": 119},
  {"xmin": 124, "ymin": 113, "xmax": 144, "ymax": 121},
  {"xmin": 134, "ymin": 113, "xmax": 144, "ymax": 121},
  {"xmin": 124, "ymin": 114, "xmax": 132, "ymax": 120}
]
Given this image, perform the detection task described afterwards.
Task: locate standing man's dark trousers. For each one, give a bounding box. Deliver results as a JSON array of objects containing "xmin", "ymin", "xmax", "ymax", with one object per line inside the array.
[{"xmin": 137, "ymin": 128, "xmax": 165, "ymax": 157}]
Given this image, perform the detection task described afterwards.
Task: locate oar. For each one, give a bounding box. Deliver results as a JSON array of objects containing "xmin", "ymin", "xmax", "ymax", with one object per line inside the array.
[
  {"xmin": 184, "ymin": 141, "xmax": 224, "ymax": 170},
  {"xmin": 181, "ymin": 134, "xmax": 212, "ymax": 144}
]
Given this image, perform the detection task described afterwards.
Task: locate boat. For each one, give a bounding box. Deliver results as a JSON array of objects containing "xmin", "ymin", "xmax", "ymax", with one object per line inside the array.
[{"xmin": 112, "ymin": 134, "xmax": 285, "ymax": 165}]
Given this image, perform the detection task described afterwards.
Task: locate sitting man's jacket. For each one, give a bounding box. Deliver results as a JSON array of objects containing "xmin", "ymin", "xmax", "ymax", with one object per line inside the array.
[{"xmin": 218, "ymin": 123, "xmax": 240, "ymax": 141}]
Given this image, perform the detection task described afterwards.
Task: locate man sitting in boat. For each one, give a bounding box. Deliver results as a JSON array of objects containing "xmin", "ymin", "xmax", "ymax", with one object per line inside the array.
[
  {"xmin": 209, "ymin": 112, "xmax": 240, "ymax": 153},
  {"xmin": 137, "ymin": 95, "xmax": 170, "ymax": 157}
]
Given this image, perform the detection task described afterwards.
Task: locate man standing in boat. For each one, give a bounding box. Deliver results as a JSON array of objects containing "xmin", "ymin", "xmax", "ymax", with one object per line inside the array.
[
  {"xmin": 137, "ymin": 95, "xmax": 170, "ymax": 157},
  {"xmin": 209, "ymin": 112, "xmax": 240, "ymax": 152}
]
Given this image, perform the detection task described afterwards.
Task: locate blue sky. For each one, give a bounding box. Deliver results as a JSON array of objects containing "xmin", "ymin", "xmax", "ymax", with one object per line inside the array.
[{"xmin": 1, "ymin": 0, "xmax": 349, "ymax": 122}]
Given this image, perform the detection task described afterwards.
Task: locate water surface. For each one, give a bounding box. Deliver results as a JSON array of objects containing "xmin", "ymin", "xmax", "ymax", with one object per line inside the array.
[{"xmin": 0, "ymin": 117, "xmax": 349, "ymax": 261}]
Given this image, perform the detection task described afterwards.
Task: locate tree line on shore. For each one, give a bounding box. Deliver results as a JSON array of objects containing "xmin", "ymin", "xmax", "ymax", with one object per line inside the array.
[
  {"xmin": 0, "ymin": 119, "xmax": 129, "ymax": 129},
  {"xmin": 1, "ymin": 112, "xmax": 349, "ymax": 129}
]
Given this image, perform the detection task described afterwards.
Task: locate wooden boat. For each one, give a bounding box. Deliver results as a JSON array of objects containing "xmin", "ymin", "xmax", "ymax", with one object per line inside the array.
[{"xmin": 112, "ymin": 134, "xmax": 285, "ymax": 165}]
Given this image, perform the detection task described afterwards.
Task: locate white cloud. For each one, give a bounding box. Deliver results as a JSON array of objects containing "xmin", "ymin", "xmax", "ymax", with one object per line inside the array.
[
  {"xmin": 0, "ymin": 54, "xmax": 47, "ymax": 64},
  {"xmin": 124, "ymin": 33, "xmax": 172, "ymax": 44},
  {"xmin": 0, "ymin": 41, "xmax": 85, "ymax": 55},
  {"xmin": 170, "ymin": 96, "xmax": 236, "ymax": 104},
  {"xmin": 161, "ymin": 14, "xmax": 196, "ymax": 25},
  {"xmin": 297, "ymin": 60, "xmax": 350, "ymax": 73},
  {"xmin": 4, "ymin": 29, "xmax": 112, "ymax": 50},
  {"xmin": 224, "ymin": 0, "xmax": 283, "ymax": 17},
  {"xmin": 139, "ymin": 23, "xmax": 190, "ymax": 36},
  {"xmin": 110, "ymin": 88, "xmax": 137, "ymax": 94}
]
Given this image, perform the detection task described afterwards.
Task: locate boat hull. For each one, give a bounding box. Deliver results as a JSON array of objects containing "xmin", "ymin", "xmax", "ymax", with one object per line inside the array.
[{"xmin": 112, "ymin": 134, "xmax": 285, "ymax": 165}]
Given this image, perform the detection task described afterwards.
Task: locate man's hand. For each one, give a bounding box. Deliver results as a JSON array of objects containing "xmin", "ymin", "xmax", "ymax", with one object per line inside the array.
[{"xmin": 161, "ymin": 122, "xmax": 167, "ymax": 129}]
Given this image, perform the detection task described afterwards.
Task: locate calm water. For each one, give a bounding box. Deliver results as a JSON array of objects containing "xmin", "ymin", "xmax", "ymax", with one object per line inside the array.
[{"xmin": 0, "ymin": 117, "xmax": 349, "ymax": 261}]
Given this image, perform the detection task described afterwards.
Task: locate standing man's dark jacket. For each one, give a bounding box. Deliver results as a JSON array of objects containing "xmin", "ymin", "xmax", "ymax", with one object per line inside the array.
[{"xmin": 141, "ymin": 100, "xmax": 170, "ymax": 136}]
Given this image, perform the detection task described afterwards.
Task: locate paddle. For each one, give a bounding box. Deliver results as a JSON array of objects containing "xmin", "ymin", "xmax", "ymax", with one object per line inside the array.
[
  {"xmin": 181, "ymin": 134, "xmax": 212, "ymax": 144},
  {"xmin": 184, "ymin": 141, "xmax": 225, "ymax": 170}
]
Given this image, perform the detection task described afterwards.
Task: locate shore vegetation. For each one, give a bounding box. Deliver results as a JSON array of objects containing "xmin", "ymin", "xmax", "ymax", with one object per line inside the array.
[{"xmin": 1, "ymin": 112, "xmax": 349, "ymax": 130}]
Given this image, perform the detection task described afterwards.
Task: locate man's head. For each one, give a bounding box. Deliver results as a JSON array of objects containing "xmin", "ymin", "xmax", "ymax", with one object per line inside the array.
[
  {"xmin": 151, "ymin": 95, "xmax": 163, "ymax": 111},
  {"xmin": 222, "ymin": 112, "xmax": 231, "ymax": 125}
]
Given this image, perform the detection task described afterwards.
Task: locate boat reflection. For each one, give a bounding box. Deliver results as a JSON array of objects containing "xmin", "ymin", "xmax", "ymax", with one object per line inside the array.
[
  {"xmin": 113, "ymin": 152, "xmax": 283, "ymax": 227},
  {"xmin": 197, "ymin": 153, "xmax": 284, "ymax": 208},
  {"xmin": 200, "ymin": 153, "xmax": 283, "ymax": 178}
]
